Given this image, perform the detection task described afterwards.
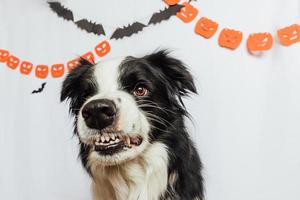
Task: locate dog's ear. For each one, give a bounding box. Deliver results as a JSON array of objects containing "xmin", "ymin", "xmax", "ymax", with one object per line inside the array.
[
  {"xmin": 145, "ymin": 50, "xmax": 197, "ymax": 96},
  {"xmin": 60, "ymin": 59, "xmax": 96, "ymax": 113}
]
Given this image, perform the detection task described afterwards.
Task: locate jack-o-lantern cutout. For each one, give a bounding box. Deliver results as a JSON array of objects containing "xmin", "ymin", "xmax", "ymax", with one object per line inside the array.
[
  {"xmin": 51, "ymin": 64, "xmax": 65, "ymax": 78},
  {"xmin": 20, "ymin": 61, "xmax": 33, "ymax": 75},
  {"xmin": 195, "ymin": 17, "xmax": 218, "ymax": 39},
  {"xmin": 164, "ymin": 0, "xmax": 179, "ymax": 5},
  {"xmin": 82, "ymin": 51, "xmax": 95, "ymax": 64},
  {"xmin": 277, "ymin": 24, "xmax": 300, "ymax": 46},
  {"xmin": 6, "ymin": 55, "xmax": 20, "ymax": 69},
  {"xmin": 95, "ymin": 40, "xmax": 111, "ymax": 57},
  {"xmin": 35, "ymin": 65, "xmax": 49, "ymax": 79},
  {"xmin": 0, "ymin": 49, "xmax": 10, "ymax": 62},
  {"xmin": 67, "ymin": 58, "xmax": 80, "ymax": 71},
  {"xmin": 176, "ymin": 2, "xmax": 198, "ymax": 23},
  {"xmin": 247, "ymin": 33, "xmax": 273, "ymax": 52},
  {"xmin": 218, "ymin": 29, "xmax": 243, "ymax": 50}
]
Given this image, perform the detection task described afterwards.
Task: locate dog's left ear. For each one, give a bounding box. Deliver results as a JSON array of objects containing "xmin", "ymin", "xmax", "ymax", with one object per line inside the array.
[{"xmin": 145, "ymin": 50, "xmax": 197, "ymax": 96}]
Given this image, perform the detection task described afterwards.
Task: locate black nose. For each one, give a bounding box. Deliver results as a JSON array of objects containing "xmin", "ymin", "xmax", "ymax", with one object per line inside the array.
[{"xmin": 81, "ymin": 99, "xmax": 117, "ymax": 130}]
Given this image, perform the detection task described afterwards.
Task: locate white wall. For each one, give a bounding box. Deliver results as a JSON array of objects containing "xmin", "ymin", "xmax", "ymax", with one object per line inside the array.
[{"xmin": 0, "ymin": 0, "xmax": 300, "ymax": 199}]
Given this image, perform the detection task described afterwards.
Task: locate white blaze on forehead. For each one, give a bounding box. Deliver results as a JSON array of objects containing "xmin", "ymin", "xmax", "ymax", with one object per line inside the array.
[{"xmin": 94, "ymin": 57, "xmax": 126, "ymax": 93}]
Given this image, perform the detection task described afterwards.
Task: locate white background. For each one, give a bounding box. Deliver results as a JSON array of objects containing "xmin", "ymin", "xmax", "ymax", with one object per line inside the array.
[{"xmin": 0, "ymin": 0, "xmax": 300, "ymax": 199}]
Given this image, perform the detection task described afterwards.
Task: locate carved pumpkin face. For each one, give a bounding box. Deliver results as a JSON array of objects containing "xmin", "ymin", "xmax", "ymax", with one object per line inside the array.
[
  {"xmin": 35, "ymin": 65, "xmax": 49, "ymax": 79},
  {"xmin": 195, "ymin": 17, "xmax": 218, "ymax": 39},
  {"xmin": 164, "ymin": 0, "xmax": 179, "ymax": 5},
  {"xmin": 95, "ymin": 40, "xmax": 111, "ymax": 57},
  {"xmin": 218, "ymin": 29, "xmax": 243, "ymax": 49},
  {"xmin": 20, "ymin": 61, "xmax": 33, "ymax": 75},
  {"xmin": 67, "ymin": 58, "xmax": 80, "ymax": 71},
  {"xmin": 247, "ymin": 33, "xmax": 273, "ymax": 51},
  {"xmin": 176, "ymin": 2, "xmax": 198, "ymax": 23},
  {"xmin": 277, "ymin": 24, "xmax": 300, "ymax": 46},
  {"xmin": 6, "ymin": 55, "xmax": 20, "ymax": 69},
  {"xmin": 82, "ymin": 51, "xmax": 95, "ymax": 64},
  {"xmin": 51, "ymin": 64, "xmax": 65, "ymax": 78},
  {"xmin": 0, "ymin": 49, "xmax": 9, "ymax": 62}
]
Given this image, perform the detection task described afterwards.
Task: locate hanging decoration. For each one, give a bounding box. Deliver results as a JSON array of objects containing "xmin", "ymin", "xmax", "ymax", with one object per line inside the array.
[
  {"xmin": 218, "ymin": 29, "xmax": 243, "ymax": 50},
  {"xmin": 148, "ymin": 4, "xmax": 183, "ymax": 25},
  {"xmin": 170, "ymin": 1, "xmax": 299, "ymax": 53},
  {"xmin": 110, "ymin": 22, "xmax": 147, "ymax": 40},
  {"xmin": 31, "ymin": 82, "xmax": 46, "ymax": 94},
  {"xmin": 0, "ymin": 40, "xmax": 111, "ymax": 79},
  {"xmin": 0, "ymin": 0, "xmax": 299, "ymax": 82},
  {"xmin": 277, "ymin": 24, "xmax": 300, "ymax": 46},
  {"xmin": 47, "ymin": 1, "xmax": 182, "ymax": 39}
]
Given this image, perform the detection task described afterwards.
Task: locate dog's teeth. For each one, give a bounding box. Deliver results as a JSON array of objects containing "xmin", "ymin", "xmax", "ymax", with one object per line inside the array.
[
  {"xmin": 95, "ymin": 141, "xmax": 101, "ymax": 145},
  {"xmin": 115, "ymin": 138, "xmax": 120, "ymax": 143},
  {"xmin": 111, "ymin": 134, "xmax": 116, "ymax": 140},
  {"xmin": 101, "ymin": 136, "xmax": 105, "ymax": 142},
  {"xmin": 126, "ymin": 136, "xmax": 131, "ymax": 148},
  {"xmin": 105, "ymin": 134, "xmax": 110, "ymax": 142}
]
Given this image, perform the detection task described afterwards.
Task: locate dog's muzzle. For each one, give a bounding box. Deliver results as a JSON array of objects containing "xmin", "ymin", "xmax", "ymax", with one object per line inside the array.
[{"xmin": 81, "ymin": 99, "xmax": 143, "ymax": 155}]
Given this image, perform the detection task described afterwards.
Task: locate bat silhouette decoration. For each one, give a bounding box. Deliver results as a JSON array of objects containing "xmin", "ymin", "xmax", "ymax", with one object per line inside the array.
[
  {"xmin": 75, "ymin": 19, "xmax": 106, "ymax": 36},
  {"xmin": 32, "ymin": 82, "xmax": 46, "ymax": 94},
  {"xmin": 148, "ymin": 4, "xmax": 183, "ymax": 25},
  {"xmin": 48, "ymin": 1, "xmax": 180, "ymax": 39},
  {"xmin": 110, "ymin": 22, "xmax": 147, "ymax": 40},
  {"xmin": 48, "ymin": 1, "xmax": 74, "ymax": 21}
]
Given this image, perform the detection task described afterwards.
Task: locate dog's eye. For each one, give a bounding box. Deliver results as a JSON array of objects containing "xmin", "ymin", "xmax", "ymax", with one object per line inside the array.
[{"xmin": 133, "ymin": 85, "xmax": 148, "ymax": 97}]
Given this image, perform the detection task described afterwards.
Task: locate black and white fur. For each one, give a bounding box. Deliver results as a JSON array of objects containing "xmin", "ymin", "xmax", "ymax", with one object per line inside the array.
[{"xmin": 61, "ymin": 50, "xmax": 204, "ymax": 200}]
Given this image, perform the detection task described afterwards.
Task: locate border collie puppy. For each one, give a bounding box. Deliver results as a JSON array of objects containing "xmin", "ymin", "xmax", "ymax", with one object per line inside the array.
[{"xmin": 60, "ymin": 50, "xmax": 204, "ymax": 200}]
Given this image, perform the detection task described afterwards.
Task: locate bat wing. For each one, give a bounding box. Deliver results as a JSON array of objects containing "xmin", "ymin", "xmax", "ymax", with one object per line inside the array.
[
  {"xmin": 31, "ymin": 82, "xmax": 47, "ymax": 94},
  {"xmin": 75, "ymin": 19, "xmax": 106, "ymax": 36},
  {"xmin": 48, "ymin": 1, "xmax": 74, "ymax": 21},
  {"xmin": 110, "ymin": 22, "xmax": 146, "ymax": 40},
  {"xmin": 75, "ymin": 19, "xmax": 94, "ymax": 32},
  {"xmin": 148, "ymin": 4, "xmax": 183, "ymax": 25}
]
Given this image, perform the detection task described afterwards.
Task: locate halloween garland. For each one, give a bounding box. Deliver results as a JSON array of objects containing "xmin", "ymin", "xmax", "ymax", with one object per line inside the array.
[
  {"xmin": 171, "ymin": 1, "xmax": 300, "ymax": 52},
  {"xmin": 0, "ymin": 1, "xmax": 299, "ymax": 82},
  {"xmin": 48, "ymin": 1, "xmax": 183, "ymax": 39}
]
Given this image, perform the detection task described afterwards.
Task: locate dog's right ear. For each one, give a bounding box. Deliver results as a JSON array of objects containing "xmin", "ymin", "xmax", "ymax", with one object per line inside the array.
[{"xmin": 60, "ymin": 59, "xmax": 96, "ymax": 114}]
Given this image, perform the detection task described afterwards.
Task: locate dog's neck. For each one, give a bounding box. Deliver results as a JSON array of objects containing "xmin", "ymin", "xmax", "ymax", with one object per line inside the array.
[{"xmin": 88, "ymin": 142, "xmax": 169, "ymax": 200}]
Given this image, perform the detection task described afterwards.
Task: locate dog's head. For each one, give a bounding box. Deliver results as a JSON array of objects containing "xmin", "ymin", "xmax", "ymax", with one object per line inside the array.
[{"xmin": 61, "ymin": 50, "xmax": 196, "ymax": 166}]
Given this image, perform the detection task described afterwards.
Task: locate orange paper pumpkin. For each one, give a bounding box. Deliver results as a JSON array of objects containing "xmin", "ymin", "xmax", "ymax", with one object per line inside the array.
[
  {"xmin": 164, "ymin": 0, "xmax": 179, "ymax": 5},
  {"xmin": 51, "ymin": 64, "xmax": 65, "ymax": 78},
  {"xmin": 95, "ymin": 40, "xmax": 111, "ymax": 57},
  {"xmin": 0, "ymin": 49, "xmax": 10, "ymax": 62},
  {"xmin": 218, "ymin": 29, "xmax": 243, "ymax": 50},
  {"xmin": 6, "ymin": 55, "xmax": 20, "ymax": 69},
  {"xmin": 35, "ymin": 65, "xmax": 49, "ymax": 79},
  {"xmin": 82, "ymin": 51, "xmax": 95, "ymax": 63},
  {"xmin": 277, "ymin": 24, "xmax": 300, "ymax": 46},
  {"xmin": 20, "ymin": 61, "xmax": 33, "ymax": 75},
  {"xmin": 195, "ymin": 17, "xmax": 218, "ymax": 39},
  {"xmin": 176, "ymin": 2, "xmax": 198, "ymax": 23},
  {"xmin": 247, "ymin": 33, "xmax": 273, "ymax": 51},
  {"xmin": 67, "ymin": 58, "xmax": 80, "ymax": 71}
]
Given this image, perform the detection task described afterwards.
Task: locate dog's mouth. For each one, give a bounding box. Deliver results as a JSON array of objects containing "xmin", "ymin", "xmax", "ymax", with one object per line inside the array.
[{"xmin": 92, "ymin": 133, "xmax": 143, "ymax": 155}]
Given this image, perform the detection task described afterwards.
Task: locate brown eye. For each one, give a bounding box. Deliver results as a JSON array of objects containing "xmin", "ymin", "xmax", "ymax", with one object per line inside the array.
[{"xmin": 133, "ymin": 86, "xmax": 148, "ymax": 97}]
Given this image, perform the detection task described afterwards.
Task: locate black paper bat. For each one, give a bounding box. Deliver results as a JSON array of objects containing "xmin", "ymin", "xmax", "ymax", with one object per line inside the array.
[
  {"xmin": 75, "ymin": 19, "xmax": 106, "ymax": 36},
  {"xmin": 110, "ymin": 22, "xmax": 147, "ymax": 40},
  {"xmin": 32, "ymin": 82, "xmax": 46, "ymax": 94},
  {"xmin": 148, "ymin": 4, "xmax": 183, "ymax": 25},
  {"xmin": 48, "ymin": 1, "xmax": 74, "ymax": 21}
]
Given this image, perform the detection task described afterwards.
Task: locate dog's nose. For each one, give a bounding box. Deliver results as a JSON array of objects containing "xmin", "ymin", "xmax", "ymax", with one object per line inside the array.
[{"xmin": 81, "ymin": 99, "xmax": 117, "ymax": 130}]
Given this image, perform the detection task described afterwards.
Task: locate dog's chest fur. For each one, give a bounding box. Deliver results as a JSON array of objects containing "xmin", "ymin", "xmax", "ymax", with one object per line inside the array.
[{"xmin": 89, "ymin": 143, "xmax": 169, "ymax": 200}]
